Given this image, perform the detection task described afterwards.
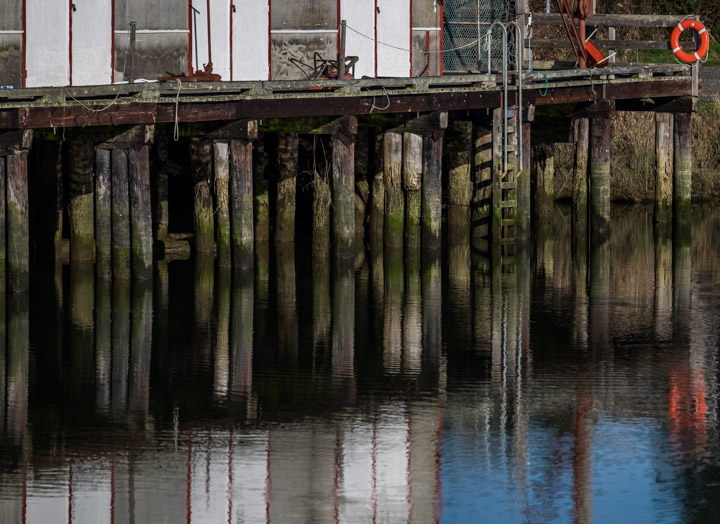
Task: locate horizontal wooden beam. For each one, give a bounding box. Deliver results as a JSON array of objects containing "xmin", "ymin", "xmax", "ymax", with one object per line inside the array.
[
  {"xmin": 530, "ymin": 39, "xmax": 696, "ymax": 51},
  {"xmin": 533, "ymin": 13, "xmax": 687, "ymax": 28}
]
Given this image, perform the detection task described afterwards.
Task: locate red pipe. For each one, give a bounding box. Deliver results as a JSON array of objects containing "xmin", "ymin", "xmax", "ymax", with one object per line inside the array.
[
  {"xmin": 267, "ymin": 0, "xmax": 272, "ymax": 80},
  {"xmin": 229, "ymin": 2, "xmax": 234, "ymax": 80},
  {"xmin": 206, "ymin": 0, "xmax": 212, "ymax": 68},
  {"xmin": 111, "ymin": 0, "xmax": 116, "ymax": 83},
  {"xmin": 21, "ymin": 0, "xmax": 26, "ymax": 87},
  {"xmin": 409, "ymin": 0, "xmax": 413, "ymax": 76},
  {"xmin": 374, "ymin": 0, "xmax": 378, "ymax": 78},
  {"xmin": 439, "ymin": 1, "xmax": 444, "ymax": 76},
  {"xmin": 188, "ymin": 0, "xmax": 194, "ymax": 74},
  {"xmin": 69, "ymin": 0, "xmax": 73, "ymax": 86}
]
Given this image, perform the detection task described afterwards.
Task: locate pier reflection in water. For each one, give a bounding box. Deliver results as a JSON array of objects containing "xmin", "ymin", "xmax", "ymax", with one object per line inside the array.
[{"xmin": 1, "ymin": 206, "xmax": 720, "ymax": 522}]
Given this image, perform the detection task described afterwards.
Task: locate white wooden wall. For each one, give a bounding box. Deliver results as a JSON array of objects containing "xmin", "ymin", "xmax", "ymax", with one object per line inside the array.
[
  {"xmin": 72, "ymin": 0, "xmax": 113, "ymax": 86},
  {"xmin": 340, "ymin": 1, "xmax": 375, "ymax": 78},
  {"xmin": 231, "ymin": 0, "xmax": 270, "ymax": 81},
  {"xmin": 25, "ymin": 0, "xmax": 70, "ymax": 87},
  {"xmin": 376, "ymin": 0, "xmax": 411, "ymax": 77},
  {"xmin": 192, "ymin": 0, "xmax": 231, "ymax": 80}
]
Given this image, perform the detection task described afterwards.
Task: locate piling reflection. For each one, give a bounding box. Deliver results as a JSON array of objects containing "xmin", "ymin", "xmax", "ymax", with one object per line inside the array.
[{"xmin": 1, "ymin": 206, "xmax": 720, "ymax": 521}]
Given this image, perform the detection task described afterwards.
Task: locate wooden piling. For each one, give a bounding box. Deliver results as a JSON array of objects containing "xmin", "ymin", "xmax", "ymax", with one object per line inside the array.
[
  {"xmin": 472, "ymin": 122, "xmax": 493, "ymax": 245},
  {"xmin": 673, "ymin": 112, "xmax": 692, "ymax": 225},
  {"xmin": 111, "ymin": 149, "xmax": 131, "ymax": 279},
  {"xmin": 230, "ymin": 139, "xmax": 255, "ymax": 269},
  {"xmin": 534, "ymin": 144, "xmax": 555, "ymax": 218},
  {"xmin": 33, "ymin": 141, "xmax": 63, "ymax": 263},
  {"xmin": 190, "ymin": 138, "xmax": 215, "ymax": 254},
  {"xmin": 383, "ymin": 132, "xmax": 404, "ymax": 248},
  {"xmin": 332, "ymin": 125, "xmax": 356, "ymax": 258},
  {"xmin": 517, "ymin": 122, "xmax": 532, "ymax": 240},
  {"xmin": 369, "ymin": 131, "xmax": 385, "ymax": 240},
  {"xmin": 312, "ymin": 168, "xmax": 331, "ymax": 259},
  {"xmin": 111, "ymin": 279, "xmax": 130, "ymax": 414},
  {"xmin": 447, "ymin": 121, "xmax": 473, "ymax": 244},
  {"xmin": 655, "ymin": 112, "xmax": 674, "ymax": 225},
  {"xmin": 590, "ymin": 116, "xmax": 611, "ymax": 241},
  {"xmin": 403, "ymin": 132, "xmax": 423, "ymax": 249},
  {"xmin": 68, "ymin": 142, "xmax": 95, "ymax": 262},
  {"xmin": 276, "ymin": 133, "xmax": 298, "ymax": 243},
  {"xmin": 230, "ymin": 267, "xmax": 254, "ymax": 400},
  {"xmin": 253, "ymin": 139, "xmax": 270, "ymax": 244},
  {"xmin": 213, "ymin": 142, "xmax": 232, "ymax": 268},
  {"xmin": 129, "ymin": 146, "xmax": 153, "ymax": 281},
  {"xmin": 422, "ymin": 132, "xmax": 443, "ymax": 251},
  {"xmin": 154, "ymin": 136, "xmax": 170, "ymax": 241},
  {"xmin": 6, "ymin": 152, "xmax": 29, "ymax": 292},
  {"xmin": 0, "ymin": 157, "xmax": 5, "ymax": 289},
  {"xmin": 95, "ymin": 148, "xmax": 112, "ymax": 279},
  {"xmin": 573, "ymin": 118, "xmax": 590, "ymax": 237}
]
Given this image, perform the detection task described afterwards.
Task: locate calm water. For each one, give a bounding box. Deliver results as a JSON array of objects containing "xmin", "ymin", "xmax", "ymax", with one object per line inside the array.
[{"xmin": 1, "ymin": 205, "xmax": 720, "ymax": 523}]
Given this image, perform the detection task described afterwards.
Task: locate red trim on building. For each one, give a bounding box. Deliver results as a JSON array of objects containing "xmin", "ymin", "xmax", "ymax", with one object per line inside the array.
[
  {"xmin": 337, "ymin": 0, "xmax": 342, "ymax": 54},
  {"xmin": 111, "ymin": 0, "xmax": 116, "ymax": 83},
  {"xmin": 267, "ymin": 0, "xmax": 272, "ymax": 80},
  {"xmin": 69, "ymin": 0, "xmax": 74, "ymax": 86},
  {"xmin": 21, "ymin": 0, "xmax": 27, "ymax": 87},
  {"xmin": 439, "ymin": 1, "xmax": 444, "ymax": 76},
  {"xmin": 425, "ymin": 30, "xmax": 430, "ymax": 76}
]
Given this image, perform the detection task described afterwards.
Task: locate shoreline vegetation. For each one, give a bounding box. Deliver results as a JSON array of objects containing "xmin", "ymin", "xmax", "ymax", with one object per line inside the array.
[{"xmin": 545, "ymin": 98, "xmax": 720, "ymax": 203}]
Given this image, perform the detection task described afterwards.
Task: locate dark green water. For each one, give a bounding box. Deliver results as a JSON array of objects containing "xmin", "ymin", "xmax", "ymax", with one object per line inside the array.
[{"xmin": 1, "ymin": 204, "xmax": 720, "ymax": 523}]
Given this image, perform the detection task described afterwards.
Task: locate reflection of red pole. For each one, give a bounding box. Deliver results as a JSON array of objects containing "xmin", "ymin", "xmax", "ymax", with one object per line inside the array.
[
  {"xmin": 186, "ymin": 431, "xmax": 193, "ymax": 524},
  {"xmin": 205, "ymin": 0, "xmax": 213, "ymax": 70},
  {"xmin": 227, "ymin": 429, "xmax": 233, "ymax": 524}
]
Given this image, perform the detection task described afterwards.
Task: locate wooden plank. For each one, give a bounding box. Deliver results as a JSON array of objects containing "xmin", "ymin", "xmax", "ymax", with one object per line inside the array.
[{"xmin": 533, "ymin": 13, "xmax": 686, "ymax": 28}]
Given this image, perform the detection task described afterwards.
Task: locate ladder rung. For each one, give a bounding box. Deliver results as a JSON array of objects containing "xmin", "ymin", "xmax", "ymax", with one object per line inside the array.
[
  {"xmin": 499, "ymin": 200, "xmax": 516, "ymax": 208},
  {"xmin": 498, "ymin": 238, "xmax": 515, "ymax": 244},
  {"xmin": 501, "ymin": 182, "xmax": 515, "ymax": 190},
  {"xmin": 501, "ymin": 219, "xmax": 516, "ymax": 226}
]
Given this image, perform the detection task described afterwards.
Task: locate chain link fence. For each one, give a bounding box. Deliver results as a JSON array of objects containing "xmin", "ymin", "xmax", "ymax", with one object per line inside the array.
[{"xmin": 443, "ymin": 0, "xmax": 517, "ymax": 73}]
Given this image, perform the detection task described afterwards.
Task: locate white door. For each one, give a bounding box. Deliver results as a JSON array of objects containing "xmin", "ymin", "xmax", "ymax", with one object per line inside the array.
[
  {"xmin": 341, "ymin": 0, "xmax": 376, "ymax": 78},
  {"xmin": 71, "ymin": 0, "xmax": 113, "ymax": 86},
  {"xmin": 192, "ymin": 0, "xmax": 231, "ymax": 80},
  {"xmin": 231, "ymin": 0, "xmax": 270, "ymax": 80},
  {"xmin": 25, "ymin": 0, "xmax": 70, "ymax": 87},
  {"xmin": 376, "ymin": 0, "xmax": 411, "ymax": 77}
]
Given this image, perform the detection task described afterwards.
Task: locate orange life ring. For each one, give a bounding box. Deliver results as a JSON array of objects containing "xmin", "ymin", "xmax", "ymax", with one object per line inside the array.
[{"xmin": 670, "ymin": 19, "xmax": 710, "ymax": 63}]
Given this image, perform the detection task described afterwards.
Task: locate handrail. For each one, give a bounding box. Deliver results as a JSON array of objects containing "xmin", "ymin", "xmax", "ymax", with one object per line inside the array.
[{"xmin": 532, "ymin": 13, "xmax": 688, "ymax": 28}]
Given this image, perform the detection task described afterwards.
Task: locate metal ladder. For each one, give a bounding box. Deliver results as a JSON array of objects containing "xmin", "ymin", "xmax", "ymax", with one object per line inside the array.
[{"xmin": 487, "ymin": 22, "xmax": 524, "ymax": 271}]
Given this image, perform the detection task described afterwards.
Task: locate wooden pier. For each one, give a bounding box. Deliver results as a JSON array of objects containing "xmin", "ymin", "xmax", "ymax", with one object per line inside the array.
[{"xmin": 0, "ymin": 61, "xmax": 700, "ymax": 282}]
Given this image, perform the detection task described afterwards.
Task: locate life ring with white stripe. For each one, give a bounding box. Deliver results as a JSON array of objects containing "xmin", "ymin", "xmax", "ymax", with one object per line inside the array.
[{"xmin": 670, "ymin": 19, "xmax": 710, "ymax": 64}]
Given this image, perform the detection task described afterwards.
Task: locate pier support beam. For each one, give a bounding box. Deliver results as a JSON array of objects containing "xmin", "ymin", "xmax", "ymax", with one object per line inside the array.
[
  {"xmin": 230, "ymin": 139, "xmax": 255, "ymax": 269},
  {"xmin": 573, "ymin": 118, "xmax": 590, "ymax": 238},
  {"xmin": 276, "ymin": 133, "xmax": 298, "ymax": 243},
  {"xmin": 190, "ymin": 138, "xmax": 215, "ymax": 254},
  {"xmin": 673, "ymin": 112, "xmax": 692, "ymax": 225},
  {"xmin": 471, "ymin": 120, "xmax": 492, "ymax": 247},
  {"xmin": 534, "ymin": 144, "xmax": 555, "ymax": 219},
  {"xmin": 95, "ymin": 148, "xmax": 112, "ymax": 279},
  {"xmin": 331, "ymin": 116, "xmax": 357, "ymax": 259},
  {"xmin": 153, "ymin": 136, "xmax": 170, "ymax": 242},
  {"xmin": 5, "ymin": 147, "xmax": 30, "ymax": 292},
  {"xmin": 111, "ymin": 149, "xmax": 131, "ymax": 279},
  {"xmin": 369, "ymin": 131, "xmax": 384, "ymax": 243},
  {"xmin": 68, "ymin": 142, "xmax": 95, "ymax": 262},
  {"xmin": 383, "ymin": 132, "xmax": 404, "ymax": 249},
  {"xmin": 517, "ymin": 120, "xmax": 532, "ymax": 240},
  {"xmin": 447, "ymin": 121, "xmax": 473, "ymax": 245},
  {"xmin": 213, "ymin": 142, "xmax": 232, "ymax": 268},
  {"xmin": 403, "ymin": 132, "xmax": 423, "ymax": 249},
  {"xmin": 129, "ymin": 146, "xmax": 153, "ymax": 281},
  {"xmin": 655, "ymin": 112, "xmax": 674, "ymax": 226},
  {"xmin": 590, "ymin": 115, "xmax": 611, "ymax": 241},
  {"xmin": 422, "ymin": 129, "xmax": 444, "ymax": 251},
  {"xmin": 33, "ymin": 140, "xmax": 63, "ymax": 264}
]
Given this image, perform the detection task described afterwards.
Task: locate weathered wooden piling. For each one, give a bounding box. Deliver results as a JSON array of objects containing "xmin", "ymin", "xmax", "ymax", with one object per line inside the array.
[
  {"xmin": 276, "ymin": 242, "xmax": 298, "ymax": 359},
  {"xmin": 590, "ymin": 116, "xmax": 611, "ymax": 240},
  {"xmin": 332, "ymin": 256, "xmax": 355, "ymax": 396},
  {"xmin": 517, "ymin": 121, "xmax": 532, "ymax": 240},
  {"xmin": 129, "ymin": 281, "xmax": 152, "ymax": 415},
  {"xmin": 403, "ymin": 132, "xmax": 423, "ymax": 248},
  {"xmin": 673, "ymin": 112, "xmax": 692, "ymax": 225},
  {"xmin": 369, "ymin": 131, "xmax": 385, "ymax": 240},
  {"xmin": 190, "ymin": 138, "xmax": 215, "ymax": 254},
  {"xmin": 447, "ymin": 121, "xmax": 473, "ymax": 245},
  {"xmin": 331, "ymin": 117, "xmax": 357, "ymax": 259},
  {"xmin": 491, "ymin": 108, "xmax": 504, "ymax": 242},
  {"xmin": 230, "ymin": 139, "xmax": 255, "ymax": 269},
  {"xmin": 0, "ymin": 156, "xmax": 5, "ymax": 288},
  {"xmin": 213, "ymin": 142, "xmax": 232, "ymax": 268},
  {"xmin": 230, "ymin": 267, "xmax": 254, "ymax": 400},
  {"xmin": 111, "ymin": 279, "xmax": 130, "ymax": 414},
  {"xmin": 573, "ymin": 118, "xmax": 590, "ymax": 237},
  {"xmin": 403, "ymin": 250, "xmax": 422, "ymax": 375},
  {"xmin": 422, "ymin": 131, "xmax": 443, "ymax": 251},
  {"xmin": 655, "ymin": 112, "xmax": 674, "ymax": 225},
  {"xmin": 534, "ymin": 145, "xmax": 554, "ymax": 219},
  {"xmin": 68, "ymin": 142, "xmax": 95, "ymax": 262},
  {"xmin": 472, "ymin": 122, "xmax": 493, "ymax": 245},
  {"xmin": 383, "ymin": 132, "xmax": 404, "ymax": 248},
  {"xmin": 95, "ymin": 276, "xmax": 112, "ymax": 412},
  {"xmin": 111, "ymin": 148, "xmax": 131, "ymax": 279},
  {"xmin": 33, "ymin": 140, "xmax": 63, "ymax": 263},
  {"xmin": 129, "ymin": 146, "xmax": 153, "ymax": 281},
  {"xmin": 253, "ymin": 140, "xmax": 270, "ymax": 244},
  {"xmin": 276, "ymin": 133, "xmax": 298, "ymax": 243},
  {"xmin": 95, "ymin": 148, "xmax": 112, "ymax": 278},
  {"xmin": 6, "ymin": 152, "xmax": 30, "ymax": 292},
  {"xmin": 312, "ymin": 168, "xmax": 331, "ymax": 259},
  {"xmin": 154, "ymin": 136, "xmax": 170, "ymax": 241},
  {"xmin": 383, "ymin": 247, "xmax": 404, "ymax": 373}
]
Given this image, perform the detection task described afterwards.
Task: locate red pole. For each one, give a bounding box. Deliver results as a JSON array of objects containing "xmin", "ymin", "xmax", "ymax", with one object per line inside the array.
[{"xmin": 206, "ymin": 0, "xmax": 213, "ymax": 69}]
